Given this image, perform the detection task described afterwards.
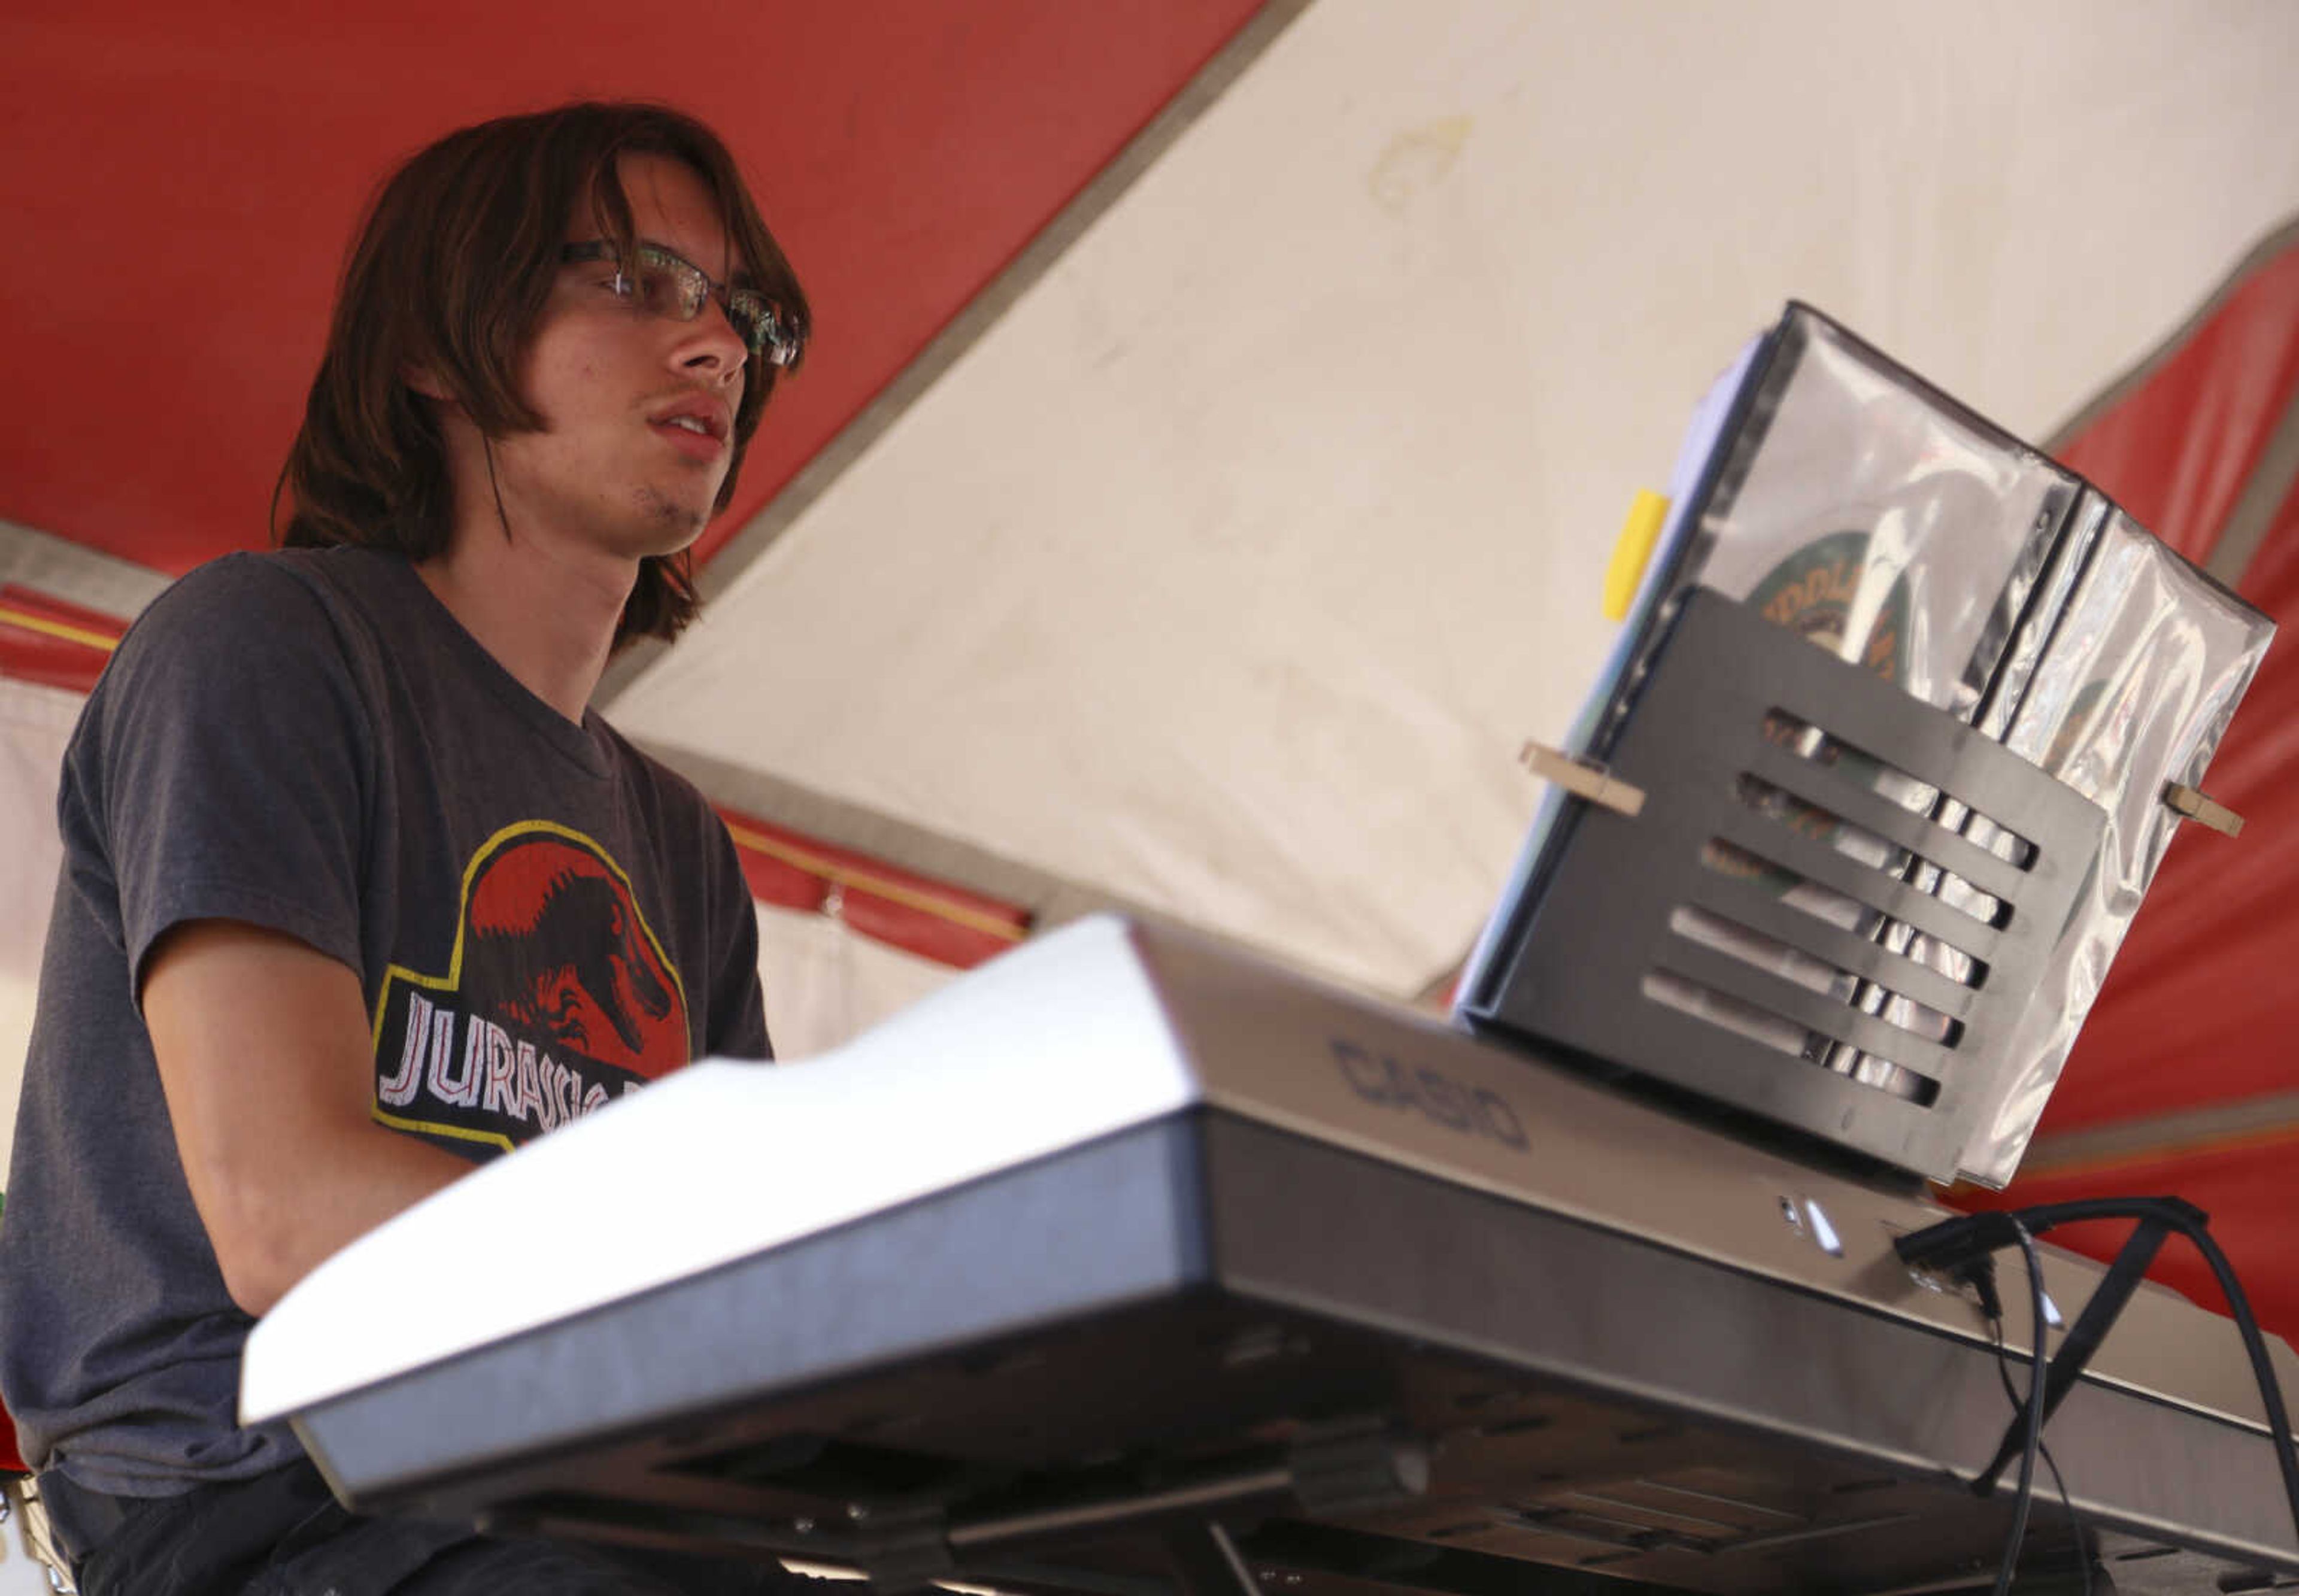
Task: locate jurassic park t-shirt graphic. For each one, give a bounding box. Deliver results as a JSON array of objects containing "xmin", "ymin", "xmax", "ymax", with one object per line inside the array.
[{"xmin": 369, "ymin": 823, "xmax": 690, "ymax": 1157}]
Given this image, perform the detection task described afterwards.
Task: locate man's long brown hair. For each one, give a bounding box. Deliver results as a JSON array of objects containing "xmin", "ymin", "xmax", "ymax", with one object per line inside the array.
[{"xmin": 277, "ymin": 102, "xmax": 809, "ymax": 645}]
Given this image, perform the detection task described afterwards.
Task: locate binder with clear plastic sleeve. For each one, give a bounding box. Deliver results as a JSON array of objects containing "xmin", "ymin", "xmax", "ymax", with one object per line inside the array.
[{"xmin": 1457, "ymin": 305, "xmax": 2272, "ymax": 1188}]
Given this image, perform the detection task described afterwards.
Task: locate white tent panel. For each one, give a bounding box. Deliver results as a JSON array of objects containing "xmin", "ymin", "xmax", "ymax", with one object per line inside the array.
[
  {"xmin": 754, "ymin": 903, "xmax": 957, "ymax": 1063},
  {"xmin": 614, "ymin": 0, "xmax": 2299, "ymax": 997},
  {"xmin": 0, "ymin": 679, "xmax": 83, "ymax": 1190}
]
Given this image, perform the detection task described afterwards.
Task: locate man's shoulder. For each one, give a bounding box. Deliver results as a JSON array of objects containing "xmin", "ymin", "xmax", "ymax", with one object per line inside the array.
[
  {"xmin": 81, "ymin": 549, "xmax": 417, "ymax": 743},
  {"xmin": 129, "ymin": 547, "xmax": 407, "ymax": 646}
]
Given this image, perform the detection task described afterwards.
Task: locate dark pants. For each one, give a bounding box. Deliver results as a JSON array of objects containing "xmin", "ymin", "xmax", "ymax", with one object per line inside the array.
[{"xmin": 41, "ymin": 1460, "xmax": 810, "ymax": 1596}]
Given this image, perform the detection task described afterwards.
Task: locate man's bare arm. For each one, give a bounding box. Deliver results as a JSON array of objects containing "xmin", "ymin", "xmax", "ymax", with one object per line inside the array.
[{"xmin": 143, "ymin": 920, "xmax": 477, "ymax": 1318}]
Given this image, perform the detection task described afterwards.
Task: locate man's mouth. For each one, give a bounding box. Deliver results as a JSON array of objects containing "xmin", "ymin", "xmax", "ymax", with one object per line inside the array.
[{"xmin": 650, "ymin": 408, "xmax": 729, "ymax": 461}]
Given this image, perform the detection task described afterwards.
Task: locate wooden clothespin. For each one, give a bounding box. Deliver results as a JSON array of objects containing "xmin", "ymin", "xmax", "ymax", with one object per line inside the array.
[
  {"xmin": 2162, "ymin": 782, "xmax": 2244, "ymax": 838},
  {"xmin": 1521, "ymin": 741, "xmax": 1646, "ymax": 818}
]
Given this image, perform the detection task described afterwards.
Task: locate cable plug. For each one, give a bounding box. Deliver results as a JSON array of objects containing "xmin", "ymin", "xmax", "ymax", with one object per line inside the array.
[
  {"xmin": 1956, "ymin": 1252, "xmax": 2004, "ymax": 1323},
  {"xmin": 1894, "ymin": 1210, "xmax": 2024, "ymax": 1275}
]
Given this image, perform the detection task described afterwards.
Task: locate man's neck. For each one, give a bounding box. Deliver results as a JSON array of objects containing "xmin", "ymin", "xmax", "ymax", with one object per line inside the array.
[{"xmin": 414, "ymin": 527, "xmax": 635, "ymax": 725}]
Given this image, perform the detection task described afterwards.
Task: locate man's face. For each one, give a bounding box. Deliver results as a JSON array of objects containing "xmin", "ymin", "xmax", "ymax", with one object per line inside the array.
[{"xmin": 482, "ymin": 153, "xmax": 750, "ymax": 563}]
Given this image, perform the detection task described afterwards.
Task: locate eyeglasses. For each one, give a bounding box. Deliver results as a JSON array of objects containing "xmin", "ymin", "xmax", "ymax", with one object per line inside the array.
[{"xmin": 559, "ymin": 241, "xmax": 803, "ymax": 369}]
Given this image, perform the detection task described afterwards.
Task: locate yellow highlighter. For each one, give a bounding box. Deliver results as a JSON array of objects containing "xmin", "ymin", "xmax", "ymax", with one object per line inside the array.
[{"xmin": 1602, "ymin": 489, "xmax": 1672, "ymax": 621}]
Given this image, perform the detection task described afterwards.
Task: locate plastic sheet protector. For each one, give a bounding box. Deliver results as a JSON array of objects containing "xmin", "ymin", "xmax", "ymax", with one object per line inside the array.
[{"xmin": 1461, "ymin": 304, "xmax": 2271, "ymax": 1187}]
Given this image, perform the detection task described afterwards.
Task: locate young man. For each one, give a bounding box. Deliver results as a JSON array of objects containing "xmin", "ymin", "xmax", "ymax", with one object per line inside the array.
[{"xmin": 0, "ymin": 104, "xmax": 814, "ymax": 1594}]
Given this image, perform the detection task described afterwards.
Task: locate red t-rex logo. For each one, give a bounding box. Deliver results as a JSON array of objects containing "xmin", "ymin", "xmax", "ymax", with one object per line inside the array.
[{"xmin": 459, "ymin": 830, "xmax": 688, "ymax": 1079}]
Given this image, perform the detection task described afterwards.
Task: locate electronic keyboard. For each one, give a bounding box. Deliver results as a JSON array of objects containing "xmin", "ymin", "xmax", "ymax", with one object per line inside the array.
[{"xmin": 242, "ymin": 916, "xmax": 2299, "ymax": 1594}]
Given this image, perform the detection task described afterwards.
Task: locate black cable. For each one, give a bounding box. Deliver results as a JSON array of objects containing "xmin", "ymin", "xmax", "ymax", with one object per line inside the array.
[
  {"xmin": 2006, "ymin": 1198, "xmax": 2299, "ymax": 1548},
  {"xmin": 2159, "ymin": 1210, "xmax": 2299, "ymax": 1546},
  {"xmin": 1898, "ymin": 1196, "xmax": 2299, "ymax": 1552},
  {"xmin": 1986, "ymin": 1219, "xmax": 2047, "ymax": 1596},
  {"xmin": 1992, "ymin": 1314, "xmax": 2091, "ymax": 1596},
  {"xmin": 2040, "ymin": 1443, "xmax": 2090, "ymax": 1596}
]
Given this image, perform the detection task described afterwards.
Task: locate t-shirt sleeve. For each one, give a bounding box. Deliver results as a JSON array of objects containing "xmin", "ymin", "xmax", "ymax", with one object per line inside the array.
[{"xmin": 65, "ymin": 556, "xmax": 372, "ymax": 993}]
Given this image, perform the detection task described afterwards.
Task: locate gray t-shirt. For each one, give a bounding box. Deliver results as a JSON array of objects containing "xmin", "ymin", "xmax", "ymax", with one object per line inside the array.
[{"xmin": 0, "ymin": 548, "xmax": 769, "ymax": 1495}]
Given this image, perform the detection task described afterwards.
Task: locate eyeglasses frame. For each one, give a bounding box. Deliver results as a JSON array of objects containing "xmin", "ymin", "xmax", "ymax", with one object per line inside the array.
[{"xmin": 559, "ymin": 239, "xmax": 804, "ymax": 369}]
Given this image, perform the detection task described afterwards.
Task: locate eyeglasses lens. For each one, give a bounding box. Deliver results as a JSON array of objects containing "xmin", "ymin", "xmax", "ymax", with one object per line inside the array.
[
  {"xmin": 635, "ymin": 259, "xmax": 707, "ymax": 323},
  {"xmin": 607, "ymin": 245, "xmax": 790, "ymax": 365},
  {"xmin": 726, "ymin": 293, "xmax": 777, "ymax": 359}
]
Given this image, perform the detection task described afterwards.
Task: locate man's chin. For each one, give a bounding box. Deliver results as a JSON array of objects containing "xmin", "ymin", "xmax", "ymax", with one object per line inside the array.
[{"xmin": 629, "ymin": 492, "xmax": 716, "ymax": 557}]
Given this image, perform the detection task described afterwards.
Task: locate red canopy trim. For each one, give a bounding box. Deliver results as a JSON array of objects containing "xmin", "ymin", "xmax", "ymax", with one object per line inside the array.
[
  {"xmin": 2053, "ymin": 227, "xmax": 2299, "ymax": 564},
  {"xmin": 0, "ymin": 583, "xmax": 126, "ymax": 696},
  {"xmin": 2001, "ymin": 1099, "xmax": 2299, "ymax": 1189},
  {"xmin": 719, "ymin": 810, "xmax": 1032, "ymax": 970}
]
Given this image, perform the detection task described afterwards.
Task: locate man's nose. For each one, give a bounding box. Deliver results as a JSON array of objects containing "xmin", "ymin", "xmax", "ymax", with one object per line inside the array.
[{"xmin": 677, "ymin": 304, "xmax": 749, "ymax": 386}]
